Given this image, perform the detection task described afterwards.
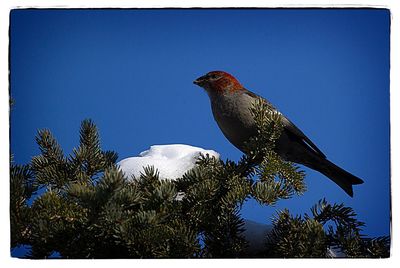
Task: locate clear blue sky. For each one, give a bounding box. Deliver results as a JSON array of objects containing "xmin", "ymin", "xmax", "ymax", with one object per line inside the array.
[{"xmin": 10, "ymin": 8, "xmax": 390, "ymax": 253}]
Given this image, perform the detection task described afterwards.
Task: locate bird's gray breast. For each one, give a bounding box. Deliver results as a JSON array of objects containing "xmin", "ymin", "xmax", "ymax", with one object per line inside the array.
[{"xmin": 209, "ymin": 91, "xmax": 257, "ymax": 152}]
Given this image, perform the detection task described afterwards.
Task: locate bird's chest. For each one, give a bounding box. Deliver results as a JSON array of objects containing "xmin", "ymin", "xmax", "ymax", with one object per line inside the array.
[
  {"xmin": 210, "ymin": 93, "xmax": 256, "ymax": 149},
  {"xmin": 211, "ymin": 93, "xmax": 253, "ymax": 124}
]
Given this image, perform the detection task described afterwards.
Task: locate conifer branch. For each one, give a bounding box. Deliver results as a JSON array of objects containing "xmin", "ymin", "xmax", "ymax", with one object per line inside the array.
[{"xmin": 10, "ymin": 117, "xmax": 389, "ymax": 258}]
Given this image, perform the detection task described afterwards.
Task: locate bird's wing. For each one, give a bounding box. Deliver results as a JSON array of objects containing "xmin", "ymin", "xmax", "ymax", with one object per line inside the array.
[
  {"xmin": 281, "ymin": 116, "xmax": 326, "ymax": 158},
  {"xmin": 243, "ymin": 89, "xmax": 326, "ymax": 159},
  {"xmin": 243, "ymin": 89, "xmax": 259, "ymax": 99}
]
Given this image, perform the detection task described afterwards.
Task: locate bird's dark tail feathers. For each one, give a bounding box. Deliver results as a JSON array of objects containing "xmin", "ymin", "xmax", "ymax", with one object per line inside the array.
[{"xmin": 312, "ymin": 158, "xmax": 364, "ymax": 197}]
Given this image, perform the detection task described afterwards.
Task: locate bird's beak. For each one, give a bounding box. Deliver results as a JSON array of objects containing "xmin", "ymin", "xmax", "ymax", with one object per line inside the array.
[{"xmin": 193, "ymin": 75, "xmax": 206, "ymax": 86}]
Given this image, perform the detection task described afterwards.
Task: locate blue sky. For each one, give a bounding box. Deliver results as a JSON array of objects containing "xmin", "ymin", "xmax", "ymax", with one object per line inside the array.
[{"xmin": 10, "ymin": 8, "xmax": 390, "ymax": 254}]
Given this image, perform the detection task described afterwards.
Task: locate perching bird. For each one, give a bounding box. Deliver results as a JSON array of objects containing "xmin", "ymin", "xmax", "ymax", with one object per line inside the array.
[{"xmin": 193, "ymin": 70, "xmax": 363, "ymax": 197}]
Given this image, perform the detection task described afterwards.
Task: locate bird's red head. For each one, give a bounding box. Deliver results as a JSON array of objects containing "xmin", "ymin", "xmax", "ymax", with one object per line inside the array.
[{"xmin": 193, "ymin": 71, "xmax": 243, "ymax": 94}]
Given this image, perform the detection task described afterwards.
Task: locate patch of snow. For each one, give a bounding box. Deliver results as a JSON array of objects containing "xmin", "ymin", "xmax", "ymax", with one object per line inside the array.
[
  {"xmin": 327, "ymin": 246, "xmax": 346, "ymax": 258},
  {"xmin": 174, "ymin": 192, "xmax": 186, "ymax": 201},
  {"xmin": 117, "ymin": 144, "xmax": 220, "ymax": 180}
]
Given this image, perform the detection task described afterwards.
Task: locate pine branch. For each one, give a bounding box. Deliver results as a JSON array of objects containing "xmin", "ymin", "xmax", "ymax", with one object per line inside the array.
[
  {"xmin": 310, "ymin": 198, "xmax": 365, "ymax": 232},
  {"xmin": 10, "ymin": 118, "xmax": 389, "ymax": 258},
  {"xmin": 264, "ymin": 199, "xmax": 390, "ymax": 258},
  {"xmin": 31, "ymin": 129, "xmax": 70, "ymax": 189},
  {"xmin": 242, "ymin": 97, "xmax": 306, "ymax": 205},
  {"xmin": 70, "ymin": 119, "xmax": 116, "ymax": 180},
  {"xmin": 10, "ymin": 162, "xmax": 37, "ymax": 247}
]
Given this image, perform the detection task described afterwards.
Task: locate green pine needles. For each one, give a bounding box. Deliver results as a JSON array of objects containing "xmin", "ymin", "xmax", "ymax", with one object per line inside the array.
[{"xmin": 10, "ymin": 101, "xmax": 390, "ymax": 258}]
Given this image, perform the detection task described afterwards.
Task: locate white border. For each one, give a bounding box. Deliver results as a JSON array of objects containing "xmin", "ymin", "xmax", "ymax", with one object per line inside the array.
[
  {"xmin": 2, "ymin": 0, "xmax": 395, "ymax": 9},
  {"xmin": 1, "ymin": 1, "xmax": 398, "ymax": 268}
]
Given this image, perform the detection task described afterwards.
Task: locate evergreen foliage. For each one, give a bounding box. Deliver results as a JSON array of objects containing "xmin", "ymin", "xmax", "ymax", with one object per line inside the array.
[
  {"xmin": 264, "ymin": 199, "xmax": 390, "ymax": 258},
  {"xmin": 10, "ymin": 103, "xmax": 390, "ymax": 258}
]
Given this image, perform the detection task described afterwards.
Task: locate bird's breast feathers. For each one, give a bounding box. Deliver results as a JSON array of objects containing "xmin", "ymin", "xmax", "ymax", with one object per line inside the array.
[{"xmin": 210, "ymin": 91, "xmax": 258, "ymax": 150}]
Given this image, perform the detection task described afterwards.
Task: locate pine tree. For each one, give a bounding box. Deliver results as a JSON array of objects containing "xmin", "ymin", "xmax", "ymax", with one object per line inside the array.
[{"xmin": 10, "ymin": 100, "xmax": 390, "ymax": 258}]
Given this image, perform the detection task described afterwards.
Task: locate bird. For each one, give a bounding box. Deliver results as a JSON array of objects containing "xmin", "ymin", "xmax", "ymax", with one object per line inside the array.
[{"xmin": 193, "ymin": 70, "xmax": 364, "ymax": 197}]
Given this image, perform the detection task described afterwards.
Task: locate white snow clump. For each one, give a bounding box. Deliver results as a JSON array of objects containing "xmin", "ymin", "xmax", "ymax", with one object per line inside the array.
[{"xmin": 117, "ymin": 144, "xmax": 220, "ymax": 180}]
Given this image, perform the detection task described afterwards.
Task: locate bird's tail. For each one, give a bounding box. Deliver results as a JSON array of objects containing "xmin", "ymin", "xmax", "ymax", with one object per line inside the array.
[{"xmin": 309, "ymin": 158, "xmax": 364, "ymax": 197}]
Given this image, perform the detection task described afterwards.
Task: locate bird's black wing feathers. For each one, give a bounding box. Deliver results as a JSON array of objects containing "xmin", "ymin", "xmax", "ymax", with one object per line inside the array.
[
  {"xmin": 282, "ymin": 117, "xmax": 326, "ymax": 159},
  {"xmin": 243, "ymin": 89, "xmax": 326, "ymax": 158}
]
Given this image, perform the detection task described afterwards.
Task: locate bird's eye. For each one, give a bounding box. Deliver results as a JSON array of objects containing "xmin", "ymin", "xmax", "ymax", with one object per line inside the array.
[{"xmin": 209, "ymin": 74, "xmax": 218, "ymax": 80}]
